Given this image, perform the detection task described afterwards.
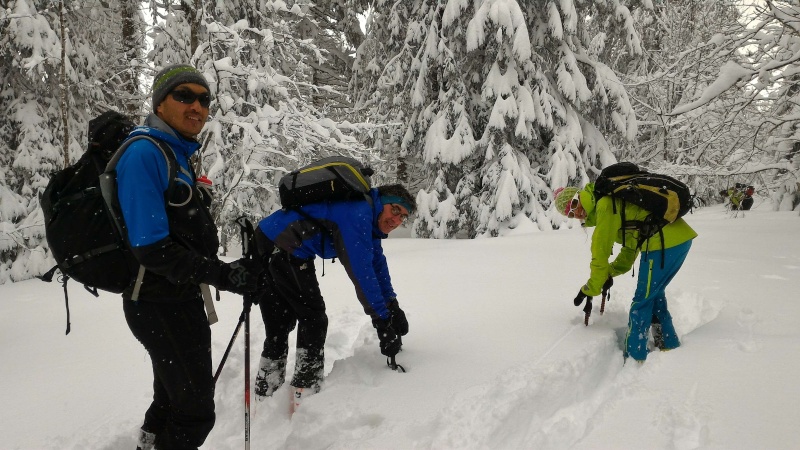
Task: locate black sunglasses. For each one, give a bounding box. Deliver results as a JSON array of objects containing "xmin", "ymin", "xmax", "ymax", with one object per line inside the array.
[{"xmin": 170, "ymin": 89, "xmax": 212, "ymax": 108}]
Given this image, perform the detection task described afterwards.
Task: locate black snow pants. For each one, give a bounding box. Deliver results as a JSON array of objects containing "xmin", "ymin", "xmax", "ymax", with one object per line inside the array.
[
  {"xmin": 124, "ymin": 298, "xmax": 215, "ymax": 450},
  {"xmin": 255, "ymin": 232, "xmax": 328, "ymax": 389}
]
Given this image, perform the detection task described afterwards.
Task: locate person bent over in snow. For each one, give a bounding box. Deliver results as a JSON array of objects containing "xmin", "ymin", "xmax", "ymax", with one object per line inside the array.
[
  {"xmin": 252, "ymin": 184, "xmax": 415, "ymax": 402},
  {"xmin": 553, "ymin": 184, "xmax": 697, "ymax": 363}
]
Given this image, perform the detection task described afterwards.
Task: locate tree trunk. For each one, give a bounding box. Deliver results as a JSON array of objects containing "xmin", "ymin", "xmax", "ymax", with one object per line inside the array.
[
  {"xmin": 120, "ymin": 0, "xmax": 140, "ymax": 116},
  {"xmin": 183, "ymin": 0, "xmax": 202, "ymax": 56},
  {"xmin": 397, "ymin": 155, "xmax": 408, "ymax": 184},
  {"xmin": 59, "ymin": 0, "xmax": 69, "ymax": 168}
]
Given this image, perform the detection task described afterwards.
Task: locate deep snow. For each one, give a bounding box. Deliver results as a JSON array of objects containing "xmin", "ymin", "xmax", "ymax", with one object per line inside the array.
[{"xmin": 1, "ymin": 200, "xmax": 799, "ymax": 449}]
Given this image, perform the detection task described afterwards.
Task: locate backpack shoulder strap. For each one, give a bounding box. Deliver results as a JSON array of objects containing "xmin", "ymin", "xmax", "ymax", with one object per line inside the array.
[{"xmin": 106, "ymin": 135, "xmax": 179, "ymax": 190}]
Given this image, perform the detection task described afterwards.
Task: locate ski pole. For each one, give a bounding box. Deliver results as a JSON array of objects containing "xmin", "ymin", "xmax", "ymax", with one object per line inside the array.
[
  {"xmin": 214, "ymin": 311, "xmax": 245, "ymax": 383},
  {"xmin": 244, "ymin": 300, "xmax": 251, "ymax": 450},
  {"xmin": 214, "ymin": 218, "xmax": 257, "ymax": 383},
  {"xmin": 386, "ymin": 356, "xmax": 406, "ymax": 372},
  {"xmin": 235, "ymin": 216, "xmax": 256, "ymax": 450},
  {"xmin": 600, "ymin": 289, "xmax": 610, "ymax": 315},
  {"xmin": 583, "ymin": 297, "xmax": 592, "ymax": 326},
  {"xmin": 385, "ymin": 336, "xmax": 406, "ymax": 372}
]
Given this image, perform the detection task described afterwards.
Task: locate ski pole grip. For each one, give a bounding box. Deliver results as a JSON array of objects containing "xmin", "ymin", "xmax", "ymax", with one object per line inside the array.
[{"xmin": 583, "ymin": 298, "xmax": 592, "ymax": 326}]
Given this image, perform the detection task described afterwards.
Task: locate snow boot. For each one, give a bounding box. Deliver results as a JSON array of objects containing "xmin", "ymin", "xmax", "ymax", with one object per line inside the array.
[
  {"xmin": 652, "ymin": 323, "xmax": 665, "ymax": 350},
  {"xmin": 136, "ymin": 429, "xmax": 156, "ymax": 450},
  {"xmin": 254, "ymin": 357, "xmax": 286, "ymax": 400}
]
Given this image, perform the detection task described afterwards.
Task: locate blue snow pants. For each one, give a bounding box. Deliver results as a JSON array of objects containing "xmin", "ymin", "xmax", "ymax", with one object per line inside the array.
[{"xmin": 625, "ymin": 240, "xmax": 692, "ymax": 361}]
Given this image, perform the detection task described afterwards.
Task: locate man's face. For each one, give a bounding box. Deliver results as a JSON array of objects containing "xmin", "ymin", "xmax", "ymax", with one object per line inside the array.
[
  {"xmin": 377, "ymin": 203, "xmax": 409, "ymax": 234},
  {"xmin": 155, "ymin": 83, "xmax": 210, "ymax": 138}
]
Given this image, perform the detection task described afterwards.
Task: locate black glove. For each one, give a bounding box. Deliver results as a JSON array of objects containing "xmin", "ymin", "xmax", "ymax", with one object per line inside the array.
[
  {"xmin": 248, "ymin": 269, "xmax": 271, "ymax": 305},
  {"xmin": 602, "ymin": 276, "xmax": 613, "ymax": 296},
  {"xmin": 216, "ymin": 258, "xmax": 262, "ymax": 295},
  {"xmin": 574, "ymin": 289, "xmax": 592, "ymax": 307},
  {"xmin": 387, "ymin": 298, "xmax": 408, "ymax": 336},
  {"xmin": 373, "ymin": 318, "xmax": 402, "ymax": 357}
]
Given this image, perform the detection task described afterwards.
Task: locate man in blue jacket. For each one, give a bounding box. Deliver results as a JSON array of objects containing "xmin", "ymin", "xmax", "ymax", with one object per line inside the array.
[
  {"xmin": 115, "ymin": 64, "xmax": 259, "ymax": 450},
  {"xmin": 253, "ymin": 184, "xmax": 415, "ymax": 402}
]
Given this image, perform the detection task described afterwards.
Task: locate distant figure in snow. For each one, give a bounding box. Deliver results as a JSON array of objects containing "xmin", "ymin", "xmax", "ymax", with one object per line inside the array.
[
  {"xmin": 554, "ymin": 184, "xmax": 698, "ymax": 363},
  {"xmin": 720, "ymin": 183, "xmax": 755, "ymax": 211}
]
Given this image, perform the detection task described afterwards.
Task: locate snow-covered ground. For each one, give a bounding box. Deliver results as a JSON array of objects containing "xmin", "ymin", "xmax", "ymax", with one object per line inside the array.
[{"xmin": 2, "ymin": 200, "xmax": 798, "ymax": 449}]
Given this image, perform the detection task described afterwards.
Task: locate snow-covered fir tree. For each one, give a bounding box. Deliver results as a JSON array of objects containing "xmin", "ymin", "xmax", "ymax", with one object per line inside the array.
[
  {"xmin": 0, "ymin": 0, "xmax": 146, "ymax": 284},
  {"xmin": 3, "ymin": 0, "xmax": 798, "ymax": 284},
  {"xmin": 302, "ymin": 0, "xmax": 369, "ymax": 114},
  {"xmin": 607, "ymin": 0, "xmax": 757, "ymax": 202},
  {"xmin": 354, "ymin": 0, "xmax": 643, "ymax": 237},
  {"xmin": 662, "ymin": 0, "xmax": 800, "ymax": 212},
  {"xmin": 351, "ymin": 0, "xmax": 416, "ymax": 185}
]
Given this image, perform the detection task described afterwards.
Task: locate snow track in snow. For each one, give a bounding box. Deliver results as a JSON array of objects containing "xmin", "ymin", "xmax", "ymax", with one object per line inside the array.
[{"xmin": 416, "ymin": 288, "xmax": 723, "ymax": 450}]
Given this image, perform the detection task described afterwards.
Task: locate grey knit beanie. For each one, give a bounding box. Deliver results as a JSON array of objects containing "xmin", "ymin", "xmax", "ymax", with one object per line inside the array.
[{"xmin": 151, "ymin": 64, "xmax": 211, "ymax": 110}]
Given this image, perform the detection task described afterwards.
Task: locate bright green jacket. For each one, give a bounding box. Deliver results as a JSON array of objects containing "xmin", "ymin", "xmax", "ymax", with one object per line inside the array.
[
  {"xmin": 727, "ymin": 188, "xmax": 743, "ymax": 207},
  {"xmin": 579, "ymin": 183, "xmax": 698, "ymax": 297}
]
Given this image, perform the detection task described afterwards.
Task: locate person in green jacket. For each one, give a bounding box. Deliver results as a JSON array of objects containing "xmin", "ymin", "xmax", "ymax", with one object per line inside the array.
[
  {"xmin": 554, "ymin": 183, "xmax": 698, "ymax": 362},
  {"xmin": 720, "ymin": 183, "xmax": 754, "ymax": 211}
]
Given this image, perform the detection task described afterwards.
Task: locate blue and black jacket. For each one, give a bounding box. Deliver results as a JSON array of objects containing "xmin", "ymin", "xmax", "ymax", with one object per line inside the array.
[
  {"xmin": 257, "ymin": 189, "xmax": 396, "ymax": 320},
  {"xmin": 115, "ymin": 114, "xmax": 220, "ymax": 301}
]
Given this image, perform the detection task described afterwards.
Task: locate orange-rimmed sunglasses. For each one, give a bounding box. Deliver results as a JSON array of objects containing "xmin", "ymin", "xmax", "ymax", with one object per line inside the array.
[{"xmin": 566, "ymin": 193, "xmax": 581, "ymax": 219}]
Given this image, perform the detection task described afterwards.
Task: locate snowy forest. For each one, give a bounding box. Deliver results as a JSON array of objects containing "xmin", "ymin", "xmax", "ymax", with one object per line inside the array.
[{"xmin": 1, "ymin": 0, "xmax": 799, "ymax": 285}]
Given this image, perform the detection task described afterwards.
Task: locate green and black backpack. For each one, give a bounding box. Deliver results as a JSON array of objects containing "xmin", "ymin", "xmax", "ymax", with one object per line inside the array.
[
  {"xmin": 278, "ymin": 156, "xmax": 374, "ymax": 209},
  {"xmin": 594, "ymin": 162, "xmax": 692, "ymax": 250}
]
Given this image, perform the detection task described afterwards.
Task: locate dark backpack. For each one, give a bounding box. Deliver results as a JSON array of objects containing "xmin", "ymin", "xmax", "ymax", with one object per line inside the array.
[
  {"xmin": 594, "ymin": 162, "xmax": 692, "ymax": 249},
  {"xmin": 277, "ymin": 156, "xmax": 374, "ymax": 266},
  {"xmin": 278, "ymin": 156, "xmax": 374, "ymax": 209},
  {"xmin": 39, "ymin": 111, "xmax": 177, "ymax": 333}
]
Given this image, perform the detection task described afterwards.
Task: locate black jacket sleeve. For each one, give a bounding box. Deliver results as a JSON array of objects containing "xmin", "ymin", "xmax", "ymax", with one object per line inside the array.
[{"xmin": 131, "ymin": 236, "xmax": 223, "ymax": 286}]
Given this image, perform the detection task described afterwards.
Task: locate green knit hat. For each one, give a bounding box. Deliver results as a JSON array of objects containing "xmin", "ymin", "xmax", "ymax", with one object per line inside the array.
[
  {"xmin": 554, "ymin": 186, "xmax": 580, "ymax": 216},
  {"xmin": 151, "ymin": 64, "xmax": 210, "ymax": 110}
]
